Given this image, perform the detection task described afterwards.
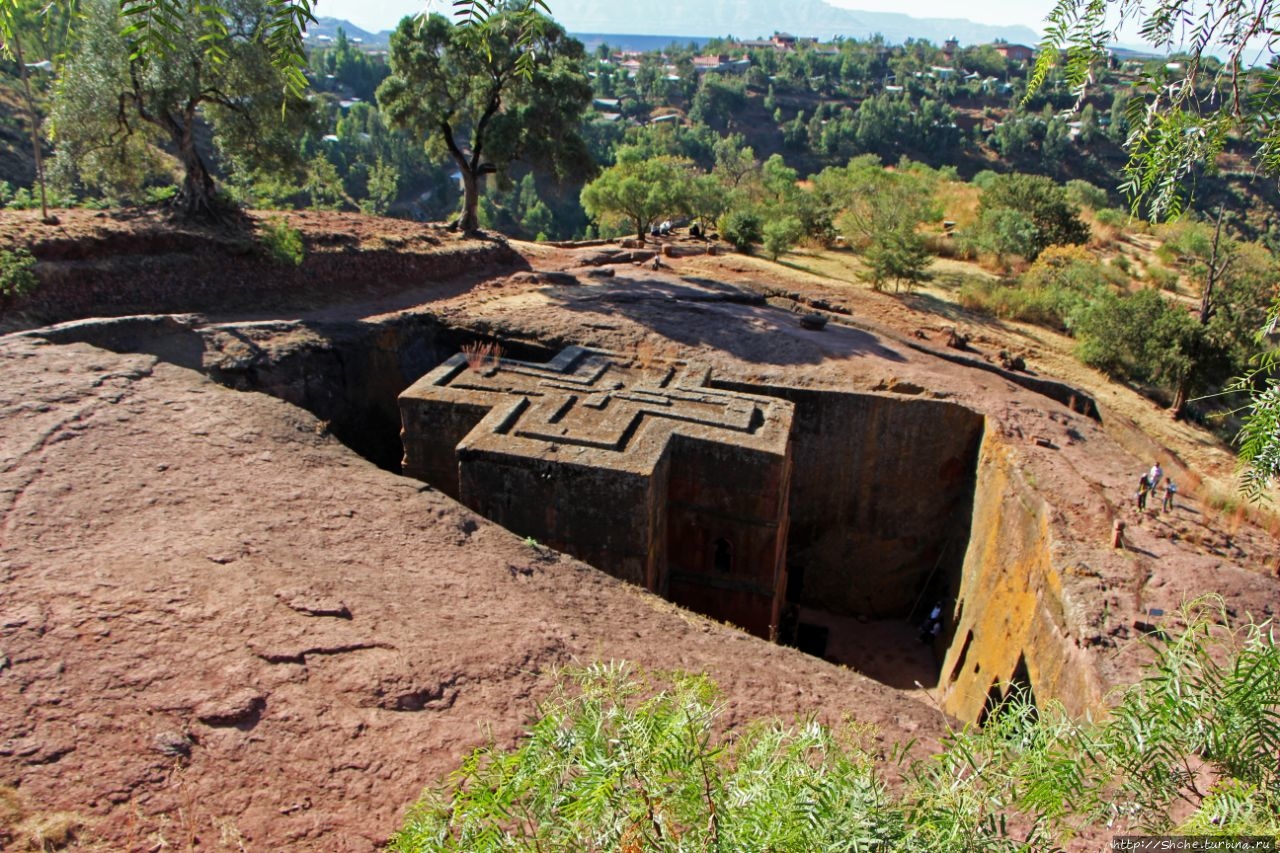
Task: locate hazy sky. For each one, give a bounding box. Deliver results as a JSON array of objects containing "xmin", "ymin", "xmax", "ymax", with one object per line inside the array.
[{"xmin": 312, "ymin": 0, "xmax": 1058, "ymax": 35}]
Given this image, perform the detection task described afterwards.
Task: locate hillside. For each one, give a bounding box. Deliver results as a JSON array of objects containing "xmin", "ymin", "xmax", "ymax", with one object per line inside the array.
[{"xmin": 1, "ymin": 209, "xmax": 1277, "ymax": 848}]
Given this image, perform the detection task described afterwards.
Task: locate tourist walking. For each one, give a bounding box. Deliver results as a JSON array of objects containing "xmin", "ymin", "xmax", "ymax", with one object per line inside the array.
[
  {"xmin": 1136, "ymin": 473, "xmax": 1150, "ymax": 511},
  {"xmin": 1148, "ymin": 461, "xmax": 1163, "ymax": 492},
  {"xmin": 1163, "ymin": 479, "xmax": 1177, "ymax": 512}
]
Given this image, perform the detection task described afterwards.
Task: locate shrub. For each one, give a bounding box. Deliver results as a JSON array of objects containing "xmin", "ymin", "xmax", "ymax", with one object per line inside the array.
[
  {"xmin": 1094, "ymin": 207, "xmax": 1129, "ymax": 228},
  {"xmin": 1154, "ymin": 219, "xmax": 1215, "ymax": 264},
  {"xmin": 258, "ymin": 217, "xmax": 304, "ymax": 266},
  {"xmin": 0, "ymin": 249, "xmax": 38, "ymax": 298},
  {"xmin": 144, "ymin": 185, "xmax": 178, "ymax": 205},
  {"xmin": 1065, "ymin": 179, "xmax": 1109, "ymax": 211},
  {"xmin": 975, "ymin": 172, "xmax": 1089, "ymax": 262},
  {"xmin": 391, "ymin": 664, "xmax": 905, "ymax": 852},
  {"xmin": 958, "ymin": 276, "xmax": 1073, "ymax": 327},
  {"xmin": 956, "ymin": 246, "xmax": 1115, "ymax": 330},
  {"xmin": 5, "ymin": 187, "xmax": 39, "ymax": 210},
  {"xmin": 762, "ymin": 215, "xmax": 802, "ymax": 260},
  {"xmin": 1073, "ymin": 287, "xmax": 1196, "ymax": 382},
  {"xmin": 971, "ymin": 169, "xmax": 999, "ymax": 191},
  {"xmin": 721, "ymin": 209, "xmax": 763, "ymax": 253},
  {"xmin": 1146, "ymin": 264, "xmax": 1179, "ymax": 292}
]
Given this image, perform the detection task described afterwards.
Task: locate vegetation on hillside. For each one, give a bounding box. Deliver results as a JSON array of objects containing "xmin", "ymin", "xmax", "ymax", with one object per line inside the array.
[
  {"xmin": 389, "ymin": 600, "xmax": 1280, "ymax": 851},
  {"xmin": 1, "ymin": 1, "xmax": 1277, "ymax": 466},
  {"xmin": 1031, "ymin": 0, "xmax": 1280, "ymax": 487}
]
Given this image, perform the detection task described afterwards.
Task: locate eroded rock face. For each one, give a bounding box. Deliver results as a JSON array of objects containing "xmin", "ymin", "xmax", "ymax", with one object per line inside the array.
[
  {"xmin": 938, "ymin": 436, "xmax": 1106, "ymax": 721},
  {"xmin": 0, "ymin": 335, "xmax": 947, "ymax": 851},
  {"xmin": 716, "ymin": 381, "xmax": 984, "ymax": 619}
]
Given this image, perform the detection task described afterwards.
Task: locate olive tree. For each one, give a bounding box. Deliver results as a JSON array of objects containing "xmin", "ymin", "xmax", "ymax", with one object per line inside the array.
[{"xmin": 48, "ymin": 0, "xmax": 309, "ymax": 216}]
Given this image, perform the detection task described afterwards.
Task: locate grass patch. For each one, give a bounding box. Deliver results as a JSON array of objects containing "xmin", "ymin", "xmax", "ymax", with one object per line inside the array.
[
  {"xmin": 258, "ymin": 217, "xmax": 305, "ymax": 266},
  {"xmin": 0, "ymin": 785, "xmax": 86, "ymax": 850}
]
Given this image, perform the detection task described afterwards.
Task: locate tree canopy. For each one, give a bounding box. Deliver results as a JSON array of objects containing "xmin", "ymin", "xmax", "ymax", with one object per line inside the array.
[
  {"xmin": 976, "ymin": 172, "xmax": 1089, "ymax": 263},
  {"xmin": 49, "ymin": 0, "xmax": 310, "ymax": 216},
  {"xmin": 2, "ymin": 0, "xmax": 543, "ymax": 97},
  {"xmin": 826, "ymin": 155, "xmax": 939, "ymax": 290},
  {"xmin": 1031, "ymin": 0, "xmax": 1280, "ymax": 492},
  {"xmin": 1033, "ymin": 0, "xmax": 1280, "ymax": 220},
  {"xmin": 377, "ymin": 11, "xmax": 591, "ymax": 234},
  {"xmin": 580, "ymin": 147, "xmax": 696, "ymax": 240}
]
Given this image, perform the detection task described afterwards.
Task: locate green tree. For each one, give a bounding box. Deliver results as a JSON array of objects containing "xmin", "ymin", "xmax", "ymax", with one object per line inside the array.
[
  {"xmin": 304, "ymin": 153, "xmax": 346, "ymax": 210},
  {"xmin": 710, "ymin": 135, "xmax": 757, "ymax": 189},
  {"xmin": 377, "ymin": 12, "xmax": 591, "ymax": 234},
  {"xmin": 688, "ymin": 72, "xmax": 746, "ymax": 131},
  {"xmin": 1073, "ymin": 287, "xmax": 1196, "ymax": 388},
  {"xmin": 580, "ymin": 147, "xmax": 693, "ymax": 241},
  {"xmin": 1158, "ymin": 213, "xmax": 1275, "ymax": 420},
  {"xmin": 48, "ymin": 0, "xmax": 309, "ymax": 217},
  {"xmin": 972, "ymin": 206, "xmax": 1039, "ymax": 268},
  {"xmin": 864, "ymin": 228, "xmax": 931, "ymax": 292},
  {"xmin": 1031, "ymin": 1, "xmax": 1280, "ymax": 490},
  {"xmin": 685, "ymin": 172, "xmax": 729, "ymax": 234},
  {"xmin": 957, "ymin": 43, "xmax": 1008, "ymax": 78},
  {"xmin": 720, "ymin": 208, "xmax": 763, "ymax": 253},
  {"xmin": 1077, "ymin": 102, "xmax": 1102, "ymax": 145},
  {"xmin": 1064, "ymin": 179, "xmax": 1107, "ymax": 212},
  {"xmin": 0, "ymin": 0, "xmax": 75, "ymax": 222},
  {"xmin": 762, "ymin": 215, "xmax": 802, "ymax": 261},
  {"xmin": 976, "ymin": 172, "xmax": 1088, "ymax": 262},
  {"xmin": 0, "ymin": 0, "xmax": 553, "ymax": 119},
  {"xmin": 360, "ymin": 156, "xmax": 399, "ymax": 216},
  {"xmin": 829, "ymin": 156, "xmax": 939, "ymax": 290},
  {"xmin": 759, "ymin": 154, "xmax": 799, "ymax": 209},
  {"xmin": 1033, "ymin": 0, "xmax": 1280, "ymax": 220}
]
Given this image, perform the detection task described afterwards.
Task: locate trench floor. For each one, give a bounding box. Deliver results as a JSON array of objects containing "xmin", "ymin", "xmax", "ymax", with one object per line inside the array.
[{"xmin": 796, "ymin": 608, "xmax": 941, "ymax": 692}]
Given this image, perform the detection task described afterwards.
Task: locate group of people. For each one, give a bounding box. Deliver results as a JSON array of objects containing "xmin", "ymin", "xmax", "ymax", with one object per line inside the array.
[
  {"xmin": 1136, "ymin": 461, "xmax": 1177, "ymax": 513},
  {"xmin": 918, "ymin": 601, "xmax": 945, "ymax": 645}
]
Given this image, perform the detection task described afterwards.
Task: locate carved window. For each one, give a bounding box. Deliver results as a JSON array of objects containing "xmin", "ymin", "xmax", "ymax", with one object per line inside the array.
[{"xmin": 713, "ymin": 537, "xmax": 733, "ymax": 573}]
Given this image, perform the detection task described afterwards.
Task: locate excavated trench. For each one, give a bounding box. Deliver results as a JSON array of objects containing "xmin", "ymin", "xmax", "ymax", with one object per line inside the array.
[
  {"xmin": 713, "ymin": 380, "xmax": 983, "ymax": 692},
  {"xmin": 41, "ymin": 313, "xmax": 1094, "ymax": 722}
]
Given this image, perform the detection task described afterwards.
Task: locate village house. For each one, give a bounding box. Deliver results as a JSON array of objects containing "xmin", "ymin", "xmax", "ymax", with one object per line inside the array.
[{"xmin": 992, "ymin": 42, "xmax": 1035, "ymax": 62}]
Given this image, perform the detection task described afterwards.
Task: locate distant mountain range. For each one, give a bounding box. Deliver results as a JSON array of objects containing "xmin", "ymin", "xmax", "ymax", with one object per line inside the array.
[
  {"xmin": 546, "ymin": 0, "xmax": 1040, "ymax": 45},
  {"xmin": 304, "ymin": 19, "xmax": 386, "ymax": 46},
  {"xmin": 305, "ymin": 0, "xmax": 1042, "ymax": 50}
]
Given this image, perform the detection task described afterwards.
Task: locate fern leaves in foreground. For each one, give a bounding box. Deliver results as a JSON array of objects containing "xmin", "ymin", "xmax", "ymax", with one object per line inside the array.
[{"xmin": 391, "ymin": 600, "xmax": 1280, "ymax": 851}]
